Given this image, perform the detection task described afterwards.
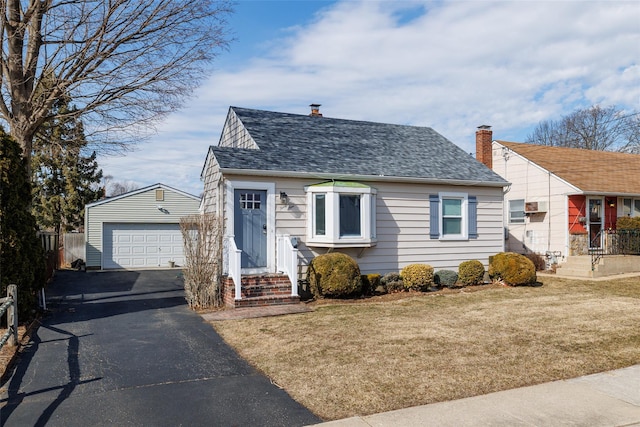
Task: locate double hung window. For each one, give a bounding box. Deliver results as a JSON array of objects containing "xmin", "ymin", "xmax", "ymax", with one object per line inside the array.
[
  {"xmin": 509, "ymin": 199, "xmax": 525, "ymax": 224},
  {"xmin": 621, "ymin": 198, "xmax": 640, "ymax": 217},
  {"xmin": 429, "ymin": 192, "xmax": 477, "ymax": 240}
]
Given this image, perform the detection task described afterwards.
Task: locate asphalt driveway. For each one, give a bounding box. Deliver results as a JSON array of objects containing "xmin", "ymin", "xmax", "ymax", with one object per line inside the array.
[{"xmin": 0, "ymin": 270, "xmax": 320, "ymax": 426}]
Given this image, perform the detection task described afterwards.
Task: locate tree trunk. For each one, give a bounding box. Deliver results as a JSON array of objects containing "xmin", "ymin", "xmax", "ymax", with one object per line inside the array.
[{"xmin": 9, "ymin": 124, "xmax": 36, "ymax": 179}]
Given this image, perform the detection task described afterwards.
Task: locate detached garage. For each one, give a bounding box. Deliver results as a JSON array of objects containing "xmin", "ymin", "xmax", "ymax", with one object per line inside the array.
[{"xmin": 85, "ymin": 183, "xmax": 201, "ymax": 270}]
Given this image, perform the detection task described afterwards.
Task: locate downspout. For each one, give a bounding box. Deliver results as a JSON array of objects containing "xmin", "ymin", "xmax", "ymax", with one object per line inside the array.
[{"xmin": 548, "ymin": 170, "xmax": 551, "ymax": 252}]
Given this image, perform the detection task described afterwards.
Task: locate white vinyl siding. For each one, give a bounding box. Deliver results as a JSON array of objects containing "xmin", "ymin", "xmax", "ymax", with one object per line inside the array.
[
  {"xmin": 221, "ymin": 174, "xmax": 504, "ymax": 275},
  {"xmin": 492, "ymin": 142, "xmax": 578, "ymax": 259},
  {"xmin": 85, "ymin": 185, "xmax": 200, "ymax": 268}
]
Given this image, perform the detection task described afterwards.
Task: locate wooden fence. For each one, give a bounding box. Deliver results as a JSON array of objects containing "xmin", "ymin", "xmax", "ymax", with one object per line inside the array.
[
  {"xmin": 62, "ymin": 233, "xmax": 85, "ymax": 267},
  {"xmin": 0, "ymin": 285, "xmax": 18, "ymax": 350}
]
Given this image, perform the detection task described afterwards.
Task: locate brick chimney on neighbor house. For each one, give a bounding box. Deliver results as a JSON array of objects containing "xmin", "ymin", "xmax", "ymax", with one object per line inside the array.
[
  {"xmin": 476, "ymin": 125, "xmax": 493, "ymax": 169},
  {"xmin": 309, "ymin": 103, "xmax": 323, "ymax": 117}
]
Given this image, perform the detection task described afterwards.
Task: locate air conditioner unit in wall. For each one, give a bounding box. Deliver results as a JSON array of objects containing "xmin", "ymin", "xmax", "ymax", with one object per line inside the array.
[{"xmin": 524, "ymin": 201, "xmax": 548, "ymax": 213}]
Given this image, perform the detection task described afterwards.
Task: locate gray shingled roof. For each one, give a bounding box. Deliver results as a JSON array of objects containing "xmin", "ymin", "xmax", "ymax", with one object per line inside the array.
[{"xmin": 211, "ymin": 107, "xmax": 507, "ymax": 185}]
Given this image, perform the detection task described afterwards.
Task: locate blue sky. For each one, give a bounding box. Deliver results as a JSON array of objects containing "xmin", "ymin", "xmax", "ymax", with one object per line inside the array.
[{"xmin": 99, "ymin": 0, "xmax": 640, "ymax": 197}]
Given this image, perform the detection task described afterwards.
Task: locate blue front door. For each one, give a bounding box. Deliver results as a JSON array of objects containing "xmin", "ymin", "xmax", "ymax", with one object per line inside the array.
[{"xmin": 234, "ymin": 190, "xmax": 267, "ymax": 269}]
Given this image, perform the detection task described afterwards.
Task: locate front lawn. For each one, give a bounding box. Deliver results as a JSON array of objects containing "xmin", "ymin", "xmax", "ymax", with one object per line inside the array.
[{"xmin": 212, "ymin": 276, "xmax": 640, "ymax": 421}]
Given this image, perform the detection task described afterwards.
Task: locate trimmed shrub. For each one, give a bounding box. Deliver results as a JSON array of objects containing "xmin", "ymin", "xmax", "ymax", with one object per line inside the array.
[
  {"xmin": 458, "ymin": 260, "xmax": 485, "ymax": 286},
  {"xmin": 617, "ymin": 216, "xmax": 640, "ymax": 230},
  {"xmin": 381, "ymin": 272, "xmax": 404, "ymax": 293},
  {"xmin": 361, "ymin": 273, "xmax": 382, "ymax": 295},
  {"xmin": 434, "ymin": 270, "xmax": 458, "ymax": 288},
  {"xmin": 307, "ymin": 252, "xmax": 362, "ymax": 298},
  {"xmin": 400, "ymin": 264, "xmax": 434, "ymax": 291},
  {"xmin": 368, "ymin": 273, "xmax": 382, "ymax": 294},
  {"xmin": 524, "ymin": 252, "xmax": 546, "ymax": 271},
  {"xmin": 361, "ymin": 275, "xmax": 370, "ymax": 295},
  {"xmin": 489, "ymin": 252, "xmax": 537, "ymax": 286}
]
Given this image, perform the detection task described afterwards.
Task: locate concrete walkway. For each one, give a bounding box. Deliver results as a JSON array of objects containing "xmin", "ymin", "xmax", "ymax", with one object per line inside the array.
[{"xmin": 311, "ymin": 364, "xmax": 640, "ymax": 427}]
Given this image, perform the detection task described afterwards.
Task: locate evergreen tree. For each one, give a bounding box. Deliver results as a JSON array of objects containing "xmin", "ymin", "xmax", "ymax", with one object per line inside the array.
[
  {"xmin": 32, "ymin": 102, "xmax": 104, "ymax": 233},
  {"xmin": 1, "ymin": 130, "xmax": 44, "ymax": 317}
]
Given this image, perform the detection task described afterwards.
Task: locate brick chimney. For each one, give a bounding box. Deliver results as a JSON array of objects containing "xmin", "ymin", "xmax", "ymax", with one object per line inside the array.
[
  {"xmin": 476, "ymin": 125, "xmax": 493, "ymax": 169},
  {"xmin": 309, "ymin": 103, "xmax": 322, "ymax": 117}
]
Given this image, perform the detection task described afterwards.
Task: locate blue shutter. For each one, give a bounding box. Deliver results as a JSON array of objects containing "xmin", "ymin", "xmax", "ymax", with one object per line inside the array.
[
  {"xmin": 429, "ymin": 195, "xmax": 440, "ymax": 239},
  {"xmin": 468, "ymin": 196, "xmax": 478, "ymax": 239}
]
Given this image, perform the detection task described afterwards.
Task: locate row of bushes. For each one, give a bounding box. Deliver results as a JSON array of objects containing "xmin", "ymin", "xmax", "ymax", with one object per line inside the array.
[
  {"xmin": 617, "ymin": 216, "xmax": 640, "ymax": 230},
  {"xmin": 306, "ymin": 252, "xmax": 537, "ymax": 299}
]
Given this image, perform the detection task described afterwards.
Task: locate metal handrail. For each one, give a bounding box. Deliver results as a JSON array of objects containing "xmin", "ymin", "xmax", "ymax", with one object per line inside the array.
[{"xmin": 590, "ymin": 229, "xmax": 640, "ymax": 270}]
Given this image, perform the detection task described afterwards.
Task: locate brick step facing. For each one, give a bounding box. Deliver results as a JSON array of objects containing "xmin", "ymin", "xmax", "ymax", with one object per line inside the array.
[
  {"xmin": 223, "ymin": 274, "xmax": 300, "ymax": 308},
  {"xmin": 241, "ymin": 283, "xmax": 293, "ymax": 298}
]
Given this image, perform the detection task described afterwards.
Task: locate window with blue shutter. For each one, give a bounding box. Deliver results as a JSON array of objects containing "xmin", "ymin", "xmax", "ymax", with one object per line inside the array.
[
  {"xmin": 468, "ymin": 196, "xmax": 478, "ymax": 239},
  {"xmin": 429, "ymin": 195, "xmax": 440, "ymax": 239},
  {"xmin": 430, "ymin": 193, "xmax": 478, "ymax": 240}
]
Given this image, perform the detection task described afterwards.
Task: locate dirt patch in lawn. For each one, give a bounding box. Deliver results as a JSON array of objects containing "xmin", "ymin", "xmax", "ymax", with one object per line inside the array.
[{"xmin": 212, "ymin": 276, "xmax": 640, "ymax": 421}]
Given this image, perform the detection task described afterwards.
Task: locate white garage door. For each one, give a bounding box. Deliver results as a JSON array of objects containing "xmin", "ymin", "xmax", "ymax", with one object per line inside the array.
[{"xmin": 103, "ymin": 223, "xmax": 185, "ymax": 269}]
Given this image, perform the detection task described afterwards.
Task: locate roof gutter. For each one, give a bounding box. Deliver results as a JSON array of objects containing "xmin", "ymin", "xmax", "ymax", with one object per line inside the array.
[
  {"xmin": 219, "ymin": 168, "xmax": 510, "ymax": 188},
  {"xmin": 571, "ymin": 191, "xmax": 640, "ymax": 198}
]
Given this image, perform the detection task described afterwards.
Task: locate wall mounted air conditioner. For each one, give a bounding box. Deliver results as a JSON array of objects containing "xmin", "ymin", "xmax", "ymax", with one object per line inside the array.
[{"xmin": 524, "ymin": 201, "xmax": 548, "ymax": 213}]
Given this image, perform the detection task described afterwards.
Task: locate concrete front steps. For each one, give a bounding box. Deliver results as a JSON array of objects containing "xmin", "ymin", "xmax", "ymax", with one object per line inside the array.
[
  {"xmin": 222, "ymin": 274, "xmax": 300, "ymax": 308},
  {"xmin": 557, "ymin": 255, "xmax": 640, "ymax": 278}
]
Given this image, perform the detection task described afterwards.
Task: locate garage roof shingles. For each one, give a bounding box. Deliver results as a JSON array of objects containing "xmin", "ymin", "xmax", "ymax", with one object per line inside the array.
[
  {"xmin": 498, "ymin": 141, "xmax": 640, "ymax": 195},
  {"xmin": 211, "ymin": 107, "xmax": 507, "ymax": 185}
]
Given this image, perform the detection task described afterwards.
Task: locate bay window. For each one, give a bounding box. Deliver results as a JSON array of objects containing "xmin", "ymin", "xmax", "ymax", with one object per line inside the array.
[{"xmin": 306, "ymin": 181, "xmax": 376, "ymax": 247}]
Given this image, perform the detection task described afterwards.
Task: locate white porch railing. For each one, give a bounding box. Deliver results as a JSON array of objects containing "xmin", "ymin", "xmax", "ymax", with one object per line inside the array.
[
  {"xmin": 227, "ymin": 236, "xmax": 242, "ymax": 300},
  {"xmin": 277, "ymin": 234, "xmax": 299, "ymax": 296}
]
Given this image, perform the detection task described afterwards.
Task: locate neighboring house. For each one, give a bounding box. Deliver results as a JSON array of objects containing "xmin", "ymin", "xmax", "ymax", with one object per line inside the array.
[
  {"xmin": 201, "ymin": 106, "xmax": 508, "ymax": 306},
  {"xmin": 85, "ymin": 183, "xmax": 200, "ymax": 269},
  {"xmin": 475, "ymin": 126, "xmax": 640, "ymax": 267}
]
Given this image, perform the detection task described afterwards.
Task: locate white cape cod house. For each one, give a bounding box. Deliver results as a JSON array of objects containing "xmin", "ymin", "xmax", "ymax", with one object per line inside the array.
[{"xmin": 201, "ymin": 106, "xmax": 509, "ymax": 307}]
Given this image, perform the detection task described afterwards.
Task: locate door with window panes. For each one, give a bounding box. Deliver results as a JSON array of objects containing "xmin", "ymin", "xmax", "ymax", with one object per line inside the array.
[
  {"xmin": 588, "ymin": 198, "xmax": 603, "ymax": 249},
  {"xmin": 234, "ymin": 190, "xmax": 267, "ymax": 269}
]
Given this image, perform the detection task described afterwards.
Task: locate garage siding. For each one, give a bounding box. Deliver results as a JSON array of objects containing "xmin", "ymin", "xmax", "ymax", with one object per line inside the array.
[{"xmin": 85, "ymin": 185, "xmax": 200, "ymax": 269}]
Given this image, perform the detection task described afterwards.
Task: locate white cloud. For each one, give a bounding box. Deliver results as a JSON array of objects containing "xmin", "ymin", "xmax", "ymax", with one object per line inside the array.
[{"xmin": 99, "ymin": 0, "xmax": 640, "ymax": 195}]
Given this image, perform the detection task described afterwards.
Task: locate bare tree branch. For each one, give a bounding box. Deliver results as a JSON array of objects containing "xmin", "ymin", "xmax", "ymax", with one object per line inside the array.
[
  {"xmin": 526, "ymin": 105, "xmax": 640, "ymax": 152},
  {"xmin": 0, "ymin": 0, "xmax": 233, "ymax": 166}
]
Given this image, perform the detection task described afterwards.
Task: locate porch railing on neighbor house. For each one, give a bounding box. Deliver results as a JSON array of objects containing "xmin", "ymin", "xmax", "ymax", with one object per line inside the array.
[
  {"xmin": 227, "ymin": 236, "xmax": 242, "ymax": 300},
  {"xmin": 590, "ymin": 229, "xmax": 640, "ymax": 270},
  {"xmin": 277, "ymin": 235, "xmax": 299, "ymax": 297}
]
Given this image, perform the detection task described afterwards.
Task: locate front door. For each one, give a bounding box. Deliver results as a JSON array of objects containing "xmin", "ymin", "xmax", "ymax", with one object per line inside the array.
[
  {"xmin": 234, "ymin": 190, "xmax": 267, "ymax": 269},
  {"xmin": 588, "ymin": 197, "xmax": 603, "ymax": 249}
]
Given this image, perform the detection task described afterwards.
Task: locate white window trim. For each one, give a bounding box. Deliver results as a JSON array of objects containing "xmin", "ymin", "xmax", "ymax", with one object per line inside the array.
[
  {"xmin": 509, "ymin": 199, "xmax": 526, "ymax": 224},
  {"xmin": 225, "ymin": 180, "xmax": 276, "ymax": 273},
  {"xmin": 439, "ymin": 192, "xmax": 468, "ymax": 241},
  {"xmin": 306, "ymin": 184, "xmax": 377, "ymax": 248},
  {"xmin": 619, "ymin": 197, "xmax": 640, "ymax": 217}
]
